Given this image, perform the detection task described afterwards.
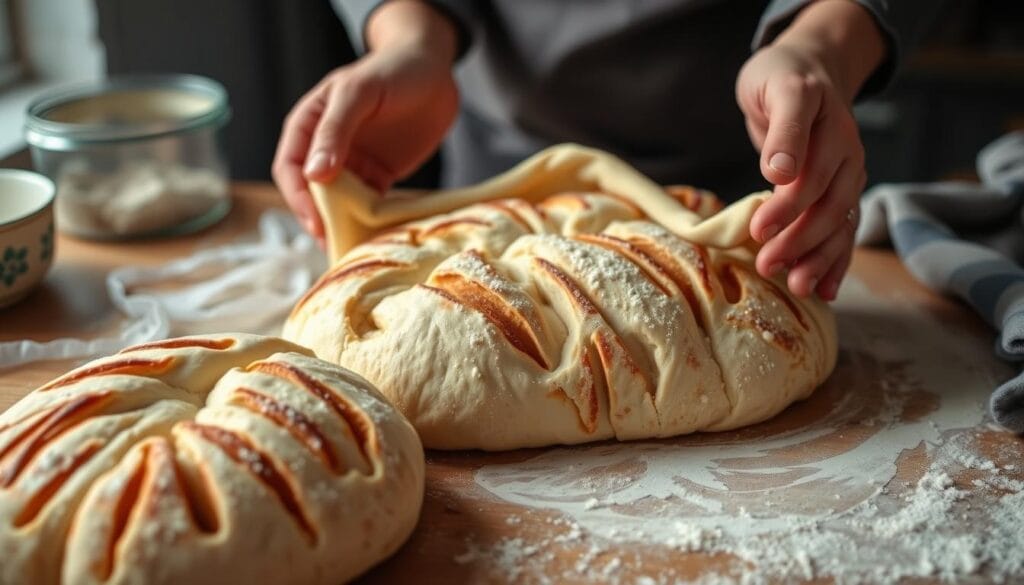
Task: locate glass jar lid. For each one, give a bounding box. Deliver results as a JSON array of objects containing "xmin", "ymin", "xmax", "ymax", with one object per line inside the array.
[{"xmin": 24, "ymin": 74, "xmax": 230, "ymax": 150}]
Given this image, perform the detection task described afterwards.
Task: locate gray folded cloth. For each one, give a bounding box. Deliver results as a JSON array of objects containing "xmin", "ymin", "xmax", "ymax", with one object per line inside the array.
[{"xmin": 856, "ymin": 131, "xmax": 1024, "ymax": 433}]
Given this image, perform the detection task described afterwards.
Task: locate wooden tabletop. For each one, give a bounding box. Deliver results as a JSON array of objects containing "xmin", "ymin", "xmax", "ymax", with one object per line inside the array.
[{"xmin": 2, "ymin": 184, "xmax": 1022, "ymax": 584}]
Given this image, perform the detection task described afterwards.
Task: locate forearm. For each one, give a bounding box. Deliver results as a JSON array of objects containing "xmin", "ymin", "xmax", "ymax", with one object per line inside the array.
[
  {"xmin": 365, "ymin": 1, "xmax": 459, "ymax": 65},
  {"xmin": 771, "ymin": 0, "xmax": 886, "ymax": 103}
]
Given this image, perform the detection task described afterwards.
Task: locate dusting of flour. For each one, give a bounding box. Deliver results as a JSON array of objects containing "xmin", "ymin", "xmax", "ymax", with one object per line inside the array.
[{"xmin": 470, "ymin": 277, "xmax": 1024, "ymax": 584}]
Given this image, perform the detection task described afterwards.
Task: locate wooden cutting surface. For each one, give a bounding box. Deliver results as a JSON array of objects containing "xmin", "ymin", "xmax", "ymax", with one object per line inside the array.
[{"xmin": 1, "ymin": 184, "xmax": 1022, "ymax": 584}]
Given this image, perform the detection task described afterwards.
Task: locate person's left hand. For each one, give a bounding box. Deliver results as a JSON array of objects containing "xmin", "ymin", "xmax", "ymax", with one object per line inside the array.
[{"xmin": 736, "ymin": 41, "xmax": 867, "ymax": 301}]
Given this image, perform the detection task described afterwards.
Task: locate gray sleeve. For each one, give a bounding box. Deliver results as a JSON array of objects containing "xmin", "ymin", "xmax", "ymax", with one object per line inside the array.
[
  {"xmin": 753, "ymin": 0, "xmax": 939, "ymax": 98},
  {"xmin": 331, "ymin": 0, "xmax": 476, "ymax": 58}
]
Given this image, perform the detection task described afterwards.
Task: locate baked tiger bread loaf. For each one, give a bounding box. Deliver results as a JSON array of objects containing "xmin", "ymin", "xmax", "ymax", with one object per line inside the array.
[
  {"xmin": 0, "ymin": 334, "xmax": 424, "ymax": 585},
  {"xmin": 284, "ymin": 144, "xmax": 838, "ymax": 450}
]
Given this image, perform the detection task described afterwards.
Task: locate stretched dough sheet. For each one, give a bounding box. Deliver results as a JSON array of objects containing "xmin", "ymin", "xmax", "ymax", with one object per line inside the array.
[{"xmin": 310, "ymin": 143, "xmax": 770, "ymax": 265}]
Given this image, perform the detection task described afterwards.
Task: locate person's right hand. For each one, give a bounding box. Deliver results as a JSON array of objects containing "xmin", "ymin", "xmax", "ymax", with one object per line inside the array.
[{"xmin": 272, "ymin": 1, "xmax": 459, "ymax": 242}]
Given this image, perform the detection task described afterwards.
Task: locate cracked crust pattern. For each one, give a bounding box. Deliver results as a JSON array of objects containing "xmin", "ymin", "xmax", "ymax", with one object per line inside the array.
[
  {"xmin": 285, "ymin": 164, "xmax": 838, "ymax": 451},
  {"xmin": 0, "ymin": 334, "xmax": 424, "ymax": 585}
]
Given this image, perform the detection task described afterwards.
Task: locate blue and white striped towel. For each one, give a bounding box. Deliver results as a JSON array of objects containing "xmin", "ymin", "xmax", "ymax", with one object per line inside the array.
[{"xmin": 856, "ymin": 131, "xmax": 1024, "ymax": 433}]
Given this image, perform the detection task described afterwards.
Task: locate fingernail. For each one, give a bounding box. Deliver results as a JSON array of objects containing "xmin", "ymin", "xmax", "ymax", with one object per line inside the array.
[
  {"xmin": 304, "ymin": 151, "xmax": 333, "ymax": 178},
  {"xmin": 768, "ymin": 152, "xmax": 796, "ymax": 175},
  {"xmin": 768, "ymin": 262, "xmax": 787, "ymax": 276},
  {"xmin": 760, "ymin": 224, "xmax": 780, "ymax": 242}
]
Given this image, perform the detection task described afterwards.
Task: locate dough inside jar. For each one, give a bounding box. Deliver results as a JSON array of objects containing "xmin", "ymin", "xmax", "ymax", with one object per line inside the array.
[{"xmin": 55, "ymin": 159, "xmax": 227, "ymax": 237}]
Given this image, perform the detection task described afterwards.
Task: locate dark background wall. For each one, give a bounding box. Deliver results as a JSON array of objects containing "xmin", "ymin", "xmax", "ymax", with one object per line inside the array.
[
  {"xmin": 857, "ymin": 0, "xmax": 1024, "ymax": 183},
  {"xmin": 94, "ymin": 0, "xmax": 1024, "ymax": 187}
]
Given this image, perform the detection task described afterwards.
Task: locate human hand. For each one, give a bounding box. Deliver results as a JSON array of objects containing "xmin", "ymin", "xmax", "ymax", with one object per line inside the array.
[
  {"xmin": 272, "ymin": 1, "xmax": 459, "ymax": 242},
  {"xmin": 735, "ymin": 0, "xmax": 885, "ymax": 301}
]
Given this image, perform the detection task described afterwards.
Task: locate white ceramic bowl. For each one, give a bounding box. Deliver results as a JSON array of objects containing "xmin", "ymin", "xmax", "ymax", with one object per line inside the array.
[{"xmin": 0, "ymin": 169, "xmax": 55, "ymax": 308}]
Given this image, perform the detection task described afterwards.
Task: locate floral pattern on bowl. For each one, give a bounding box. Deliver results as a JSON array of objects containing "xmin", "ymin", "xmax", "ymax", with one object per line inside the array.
[
  {"xmin": 40, "ymin": 222, "xmax": 53, "ymax": 262},
  {"xmin": 0, "ymin": 170, "xmax": 56, "ymax": 308},
  {"xmin": 1, "ymin": 246, "xmax": 29, "ymax": 287}
]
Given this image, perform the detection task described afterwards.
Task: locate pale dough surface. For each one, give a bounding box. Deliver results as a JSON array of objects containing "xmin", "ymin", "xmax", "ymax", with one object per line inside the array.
[
  {"xmin": 286, "ymin": 144, "xmax": 838, "ymax": 450},
  {"xmin": 0, "ymin": 334, "xmax": 424, "ymax": 585}
]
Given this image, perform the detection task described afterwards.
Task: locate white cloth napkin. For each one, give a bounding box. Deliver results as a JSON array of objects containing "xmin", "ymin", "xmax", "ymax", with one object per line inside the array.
[{"xmin": 0, "ymin": 210, "xmax": 325, "ymax": 368}]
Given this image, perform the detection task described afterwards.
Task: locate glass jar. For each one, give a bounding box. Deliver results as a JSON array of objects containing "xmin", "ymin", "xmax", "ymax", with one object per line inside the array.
[{"xmin": 24, "ymin": 74, "xmax": 232, "ymax": 239}]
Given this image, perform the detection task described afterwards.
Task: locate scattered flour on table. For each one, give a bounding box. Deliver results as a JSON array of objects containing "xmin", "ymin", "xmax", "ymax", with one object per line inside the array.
[{"xmin": 464, "ymin": 278, "xmax": 1024, "ymax": 584}]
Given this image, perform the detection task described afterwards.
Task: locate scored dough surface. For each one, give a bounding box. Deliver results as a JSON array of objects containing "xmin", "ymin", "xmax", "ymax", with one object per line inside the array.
[
  {"xmin": 285, "ymin": 144, "xmax": 838, "ymax": 450},
  {"xmin": 0, "ymin": 334, "xmax": 424, "ymax": 585}
]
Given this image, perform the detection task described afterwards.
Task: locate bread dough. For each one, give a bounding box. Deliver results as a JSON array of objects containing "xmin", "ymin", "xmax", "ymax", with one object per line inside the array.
[
  {"xmin": 0, "ymin": 334, "xmax": 424, "ymax": 585},
  {"xmin": 285, "ymin": 144, "xmax": 838, "ymax": 450}
]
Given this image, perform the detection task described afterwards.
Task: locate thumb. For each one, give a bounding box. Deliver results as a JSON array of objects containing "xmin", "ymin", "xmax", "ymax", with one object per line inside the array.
[
  {"xmin": 760, "ymin": 75, "xmax": 821, "ymax": 185},
  {"xmin": 304, "ymin": 76, "xmax": 382, "ymax": 184}
]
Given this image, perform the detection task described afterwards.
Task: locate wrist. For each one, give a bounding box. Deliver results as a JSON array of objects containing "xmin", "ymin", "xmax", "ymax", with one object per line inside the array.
[
  {"xmin": 365, "ymin": 1, "xmax": 459, "ymax": 67},
  {"xmin": 773, "ymin": 0, "xmax": 886, "ymax": 103}
]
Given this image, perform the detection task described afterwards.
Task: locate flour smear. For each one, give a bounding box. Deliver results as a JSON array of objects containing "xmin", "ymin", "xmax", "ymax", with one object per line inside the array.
[{"xmin": 473, "ymin": 277, "xmax": 1024, "ymax": 584}]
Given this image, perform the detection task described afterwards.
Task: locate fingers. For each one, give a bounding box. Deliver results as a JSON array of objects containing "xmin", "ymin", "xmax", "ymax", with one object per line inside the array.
[
  {"xmin": 273, "ymin": 85, "xmax": 330, "ymax": 239},
  {"xmin": 273, "ymin": 161, "xmax": 324, "ymax": 239},
  {"xmin": 757, "ymin": 157, "xmax": 862, "ymax": 270},
  {"xmin": 760, "ymin": 74, "xmax": 822, "ymax": 186},
  {"xmin": 784, "ymin": 210, "xmax": 856, "ymax": 298},
  {"xmin": 757, "ymin": 161, "xmax": 863, "ymax": 299},
  {"xmin": 815, "ymin": 234, "xmax": 854, "ymax": 301},
  {"xmin": 304, "ymin": 75, "xmax": 384, "ymax": 184},
  {"xmin": 750, "ymin": 130, "xmax": 842, "ymax": 244},
  {"xmin": 347, "ymin": 151, "xmax": 395, "ymax": 193},
  {"xmin": 273, "ymin": 66, "xmax": 392, "ymax": 242},
  {"xmin": 745, "ymin": 117, "xmax": 766, "ymax": 152},
  {"xmin": 735, "ymin": 45, "xmax": 863, "ymax": 300}
]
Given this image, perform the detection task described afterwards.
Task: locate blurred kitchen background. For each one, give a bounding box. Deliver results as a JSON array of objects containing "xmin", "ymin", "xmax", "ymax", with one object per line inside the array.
[{"xmin": 0, "ymin": 0, "xmax": 1021, "ymax": 188}]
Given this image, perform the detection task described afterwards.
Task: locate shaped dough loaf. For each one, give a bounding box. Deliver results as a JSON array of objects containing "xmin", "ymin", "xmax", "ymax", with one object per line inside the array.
[
  {"xmin": 285, "ymin": 144, "xmax": 838, "ymax": 450},
  {"xmin": 0, "ymin": 334, "xmax": 424, "ymax": 585}
]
